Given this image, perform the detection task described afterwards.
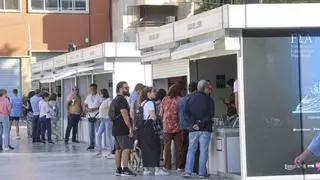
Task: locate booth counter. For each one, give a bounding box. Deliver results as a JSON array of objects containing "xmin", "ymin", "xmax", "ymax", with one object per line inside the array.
[{"xmin": 209, "ymin": 127, "xmax": 241, "ymax": 179}]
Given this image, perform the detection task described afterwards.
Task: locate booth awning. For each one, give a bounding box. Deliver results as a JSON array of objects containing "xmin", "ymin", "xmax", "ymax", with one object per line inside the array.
[
  {"xmin": 141, "ymin": 49, "xmax": 171, "ymax": 63},
  {"xmin": 171, "ymin": 39, "xmax": 215, "ymax": 60},
  {"xmin": 39, "ymin": 63, "xmax": 104, "ymax": 83}
]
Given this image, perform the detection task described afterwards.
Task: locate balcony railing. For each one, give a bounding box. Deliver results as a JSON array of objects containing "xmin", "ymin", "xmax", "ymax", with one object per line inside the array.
[{"xmin": 136, "ymin": 0, "xmax": 179, "ymax": 6}]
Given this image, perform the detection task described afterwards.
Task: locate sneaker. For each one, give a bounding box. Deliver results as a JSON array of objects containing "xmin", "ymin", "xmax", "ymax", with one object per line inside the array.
[
  {"xmin": 48, "ymin": 141, "xmax": 55, "ymax": 144},
  {"xmin": 4, "ymin": 147, "xmax": 10, "ymax": 152},
  {"xmin": 87, "ymin": 146, "xmax": 94, "ymax": 150},
  {"xmin": 177, "ymin": 168, "xmax": 184, "ymax": 173},
  {"xmin": 115, "ymin": 168, "xmax": 122, "ymax": 176},
  {"xmin": 106, "ymin": 153, "xmax": 115, "ymax": 159},
  {"xmin": 143, "ymin": 170, "xmax": 153, "ymax": 176},
  {"xmin": 182, "ymin": 172, "xmax": 192, "ymax": 178},
  {"xmin": 72, "ymin": 140, "xmax": 80, "ymax": 143},
  {"xmin": 96, "ymin": 152, "xmax": 102, "ymax": 157},
  {"xmin": 155, "ymin": 169, "xmax": 169, "ymax": 176},
  {"xmin": 8, "ymin": 145, "xmax": 14, "ymax": 150},
  {"xmin": 121, "ymin": 168, "xmax": 137, "ymax": 177},
  {"xmin": 198, "ymin": 175, "xmax": 209, "ymax": 179},
  {"xmin": 16, "ymin": 136, "xmax": 21, "ymax": 140}
]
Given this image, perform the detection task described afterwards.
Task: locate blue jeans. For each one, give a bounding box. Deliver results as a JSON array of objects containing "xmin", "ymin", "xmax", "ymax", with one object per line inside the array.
[
  {"xmin": 185, "ymin": 131, "xmax": 212, "ymax": 176},
  {"xmin": 88, "ymin": 120, "xmax": 99, "ymax": 147},
  {"xmin": 96, "ymin": 118, "xmax": 114, "ymax": 152},
  {"xmin": 0, "ymin": 116, "xmax": 10, "ymax": 148}
]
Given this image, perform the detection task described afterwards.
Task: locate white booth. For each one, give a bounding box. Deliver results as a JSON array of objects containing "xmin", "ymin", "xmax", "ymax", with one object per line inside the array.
[
  {"xmin": 31, "ymin": 42, "xmax": 152, "ymax": 146},
  {"xmin": 137, "ymin": 3, "xmax": 320, "ymax": 180}
]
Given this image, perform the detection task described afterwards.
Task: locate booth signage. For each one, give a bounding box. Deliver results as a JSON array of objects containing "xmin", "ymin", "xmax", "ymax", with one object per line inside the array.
[
  {"xmin": 67, "ymin": 51, "xmax": 83, "ymax": 65},
  {"xmin": 82, "ymin": 44, "xmax": 104, "ymax": 61},
  {"xmin": 42, "ymin": 60, "xmax": 54, "ymax": 71},
  {"xmin": 174, "ymin": 7, "xmax": 223, "ymax": 41},
  {"xmin": 31, "ymin": 63, "xmax": 42, "ymax": 73},
  {"xmin": 54, "ymin": 55, "xmax": 67, "ymax": 68},
  {"xmin": 138, "ymin": 24, "xmax": 174, "ymax": 49}
]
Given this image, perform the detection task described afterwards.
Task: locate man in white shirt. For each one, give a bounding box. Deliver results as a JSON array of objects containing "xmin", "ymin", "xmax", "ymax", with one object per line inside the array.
[{"xmin": 84, "ymin": 83, "xmax": 102, "ymax": 150}]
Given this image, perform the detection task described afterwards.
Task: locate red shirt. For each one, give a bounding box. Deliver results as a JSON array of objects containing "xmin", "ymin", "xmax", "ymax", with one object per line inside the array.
[
  {"xmin": 0, "ymin": 97, "xmax": 11, "ymax": 116},
  {"xmin": 161, "ymin": 96, "xmax": 181, "ymax": 134}
]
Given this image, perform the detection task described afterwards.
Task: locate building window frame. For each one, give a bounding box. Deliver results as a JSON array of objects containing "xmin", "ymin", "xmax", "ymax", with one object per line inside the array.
[
  {"xmin": 28, "ymin": 0, "xmax": 89, "ymax": 14},
  {"xmin": 0, "ymin": 0, "xmax": 22, "ymax": 12}
]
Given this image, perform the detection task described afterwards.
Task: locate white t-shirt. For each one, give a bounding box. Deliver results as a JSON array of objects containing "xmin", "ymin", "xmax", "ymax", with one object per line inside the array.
[
  {"xmin": 39, "ymin": 100, "xmax": 50, "ymax": 118},
  {"xmin": 84, "ymin": 93, "xmax": 102, "ymax": 118},
  {"xmin": 142, "ymin": 100, "xmax": 155, "ymax": 120},
  {"xmin": 98, "ymin": 98, "xmax": 112, "ymax": 119},
  {"xmin": 233, "ymin": 80, "xmax": 239, "ymax": 93}
]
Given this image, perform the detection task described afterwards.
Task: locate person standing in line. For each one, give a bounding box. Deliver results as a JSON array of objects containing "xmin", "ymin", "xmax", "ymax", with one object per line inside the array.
[
  {"xmin": 0, "ymin": 89, "xmax": 12, "ymax": 151},
  {"xmin": 130, "ymin": 84, "xmax": 145, "ymax": 129},
  {"xmin": 155, "ymin": 88, "xmax": 167, "ymax": 162},
  {"xmin": 24, "ymin": 91, "xmax": 35, "ymax": 138},
  {"xmin": 39, "ymin": 92, "xmax": 54, "ymax": 144},
  {"xmin": 30, "ymin": 89, "xmax": 41, "ymax": 143},
  {"xmin": 138, "ymin": 87, "xmax": 169, "ymax": 176},
  {"xmin": 109, "ymin": 81, "xmax": 136, "ymax": 177},
  {"xmin": 182, "ymin": 80, "xmax": 214, "ymax": 178},
  {"xmin": 129, "ymin": 83, "xmax": 144, "ymax": 105},
  {"xmin": 160, "ymin": 83, "xmax": 184, "ymax": 172},
  {"xmin": 49, "ymin": 93, "xmax": 61, "ymax": 141},
  {"xmin": 84, "ymin": 83, "xmax": 102, "ymax": 150},
  {"xmin": 96, "ymin": 88, "xmax": 114, "ymax": 158},
  {"xmin": 176, "ymin": 82, "xmax": 198, "ymax": 172},
  {"xmin": 65, "ymin": 87, "xmax": 82, "ymax": 144},
  {"xmin": 9, "ymin": 89, "xmax": 22, "ymax": 140}
]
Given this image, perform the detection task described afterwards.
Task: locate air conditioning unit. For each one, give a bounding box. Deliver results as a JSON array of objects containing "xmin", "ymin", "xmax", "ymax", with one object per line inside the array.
[{"xmin": 165, "ymin": 16, "xmax": 176, "ymax": 24}]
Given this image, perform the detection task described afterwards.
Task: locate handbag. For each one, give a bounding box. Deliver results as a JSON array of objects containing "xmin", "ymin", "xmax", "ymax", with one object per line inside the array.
[{"xmin": 88, "ymin": 112, "xmax": 99, "ymax": 123}]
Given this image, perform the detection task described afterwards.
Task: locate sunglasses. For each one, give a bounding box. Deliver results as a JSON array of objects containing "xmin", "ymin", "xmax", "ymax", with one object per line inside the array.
[{"xmin": 123, "ymin": 86, "xmax": 130, "ymax": 90}]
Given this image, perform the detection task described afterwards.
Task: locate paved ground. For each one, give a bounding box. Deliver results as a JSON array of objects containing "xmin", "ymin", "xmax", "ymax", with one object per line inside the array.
[{"xmin": 0, "ymin": 126, "xmax": 231, "ymax": 180}]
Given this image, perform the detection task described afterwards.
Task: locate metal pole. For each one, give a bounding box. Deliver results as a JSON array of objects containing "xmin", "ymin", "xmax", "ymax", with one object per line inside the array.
[{"xmin": 60, "ymin": 80, "xmax": 64, "ymax": 139}]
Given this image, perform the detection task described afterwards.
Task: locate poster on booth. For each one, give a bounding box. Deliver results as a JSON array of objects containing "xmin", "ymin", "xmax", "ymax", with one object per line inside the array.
[{"xmin": 243, "ymin": 29, "xmax": 320, "ymax": 177}]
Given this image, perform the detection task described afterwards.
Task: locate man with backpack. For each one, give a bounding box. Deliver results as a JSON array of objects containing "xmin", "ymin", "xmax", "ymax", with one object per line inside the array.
[{"xmin": 109, "ymin": 81, "xmax": 136, "ymax": 177}]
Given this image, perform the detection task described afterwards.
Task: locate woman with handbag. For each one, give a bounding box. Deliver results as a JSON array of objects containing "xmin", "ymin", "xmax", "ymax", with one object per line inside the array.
[{"xmin": 138, "ymin": 87, "xmax": 169, "ymax": 176}]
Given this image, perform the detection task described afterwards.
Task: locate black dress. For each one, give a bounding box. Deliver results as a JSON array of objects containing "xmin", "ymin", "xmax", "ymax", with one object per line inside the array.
[{"xmin": 139, "ymin": 120, "xmax": 161, "ymax": 167}]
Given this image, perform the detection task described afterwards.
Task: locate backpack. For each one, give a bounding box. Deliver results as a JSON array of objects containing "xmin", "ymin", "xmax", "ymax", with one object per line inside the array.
[
  {"xmin": 134, "ymin": 101, "xmax": 147, "ymax": 130},
  {"xmin": 109, "ymin": 96, "xmax": 121, "ymax": 122}
]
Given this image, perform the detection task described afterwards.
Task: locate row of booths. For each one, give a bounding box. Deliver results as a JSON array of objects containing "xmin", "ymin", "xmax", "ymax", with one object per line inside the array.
[
  {"xmin": 31, "ymin": 42, "xmax": 152, "ymax": 147},
  {"xmin": 136, "ymin": 4, "xmax": 320, "ymax": 180}
]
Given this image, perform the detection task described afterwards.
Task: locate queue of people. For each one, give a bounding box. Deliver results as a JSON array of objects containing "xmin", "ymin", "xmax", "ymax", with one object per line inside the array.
[
  {"xmin": 105, "ymin": 80, "xmax": 215, "ymax": 178},
  {"xmin": 0, "ymin": 79, "xmax": 216, "ymax": 178}
]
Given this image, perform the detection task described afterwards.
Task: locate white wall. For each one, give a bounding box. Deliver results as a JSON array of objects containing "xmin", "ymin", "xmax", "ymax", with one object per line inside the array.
[
  {"xmin": 190, "ymin": 54, "xmax": 237, "ymax": 117},
  {"xmin": 94, "ymin": 73, "xmax": 113, "ymax": 97},
  {"xmin": 113, "ymin": 58, "xmax": 152, "ymax": 97}
]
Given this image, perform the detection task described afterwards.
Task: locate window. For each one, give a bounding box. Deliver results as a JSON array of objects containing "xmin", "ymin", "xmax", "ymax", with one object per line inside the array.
[
  {"xmin": 0, "ymin": 0, "xmax": 20, "ymax": 11},
  {"xmin": 29, "ymin": 0, "xmax": 88, "ymax": 12}
]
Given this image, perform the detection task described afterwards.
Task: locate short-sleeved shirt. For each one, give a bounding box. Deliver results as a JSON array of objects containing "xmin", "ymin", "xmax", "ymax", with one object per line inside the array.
[
  {"xmin": 233, "ymin": 80, "xmax": 239, "ymax": 93},
  {"xmin": 30, "ymin": 95, "xmax": 41, "ymax": 116},
  {"xmin": 10, "ymin": 95, "xmax": 22, "ymax": 117},
  {"xmin": 161, "ymin": 96, "xmax": 181, "ymax": 134},
  {"xmin": 84, "ymin": 93, "xmax": 102, "ymax": 118},
  {"xmin": 99, "ymin": 98, "xmax": 112, "ymax": 119},
  {"xmin": 111, "ymin": 95, "xmax": 130, "ymax": 136},
  {"xmin": 142, "ymin": 100, "xmax": 155, "ymax": 120}
]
